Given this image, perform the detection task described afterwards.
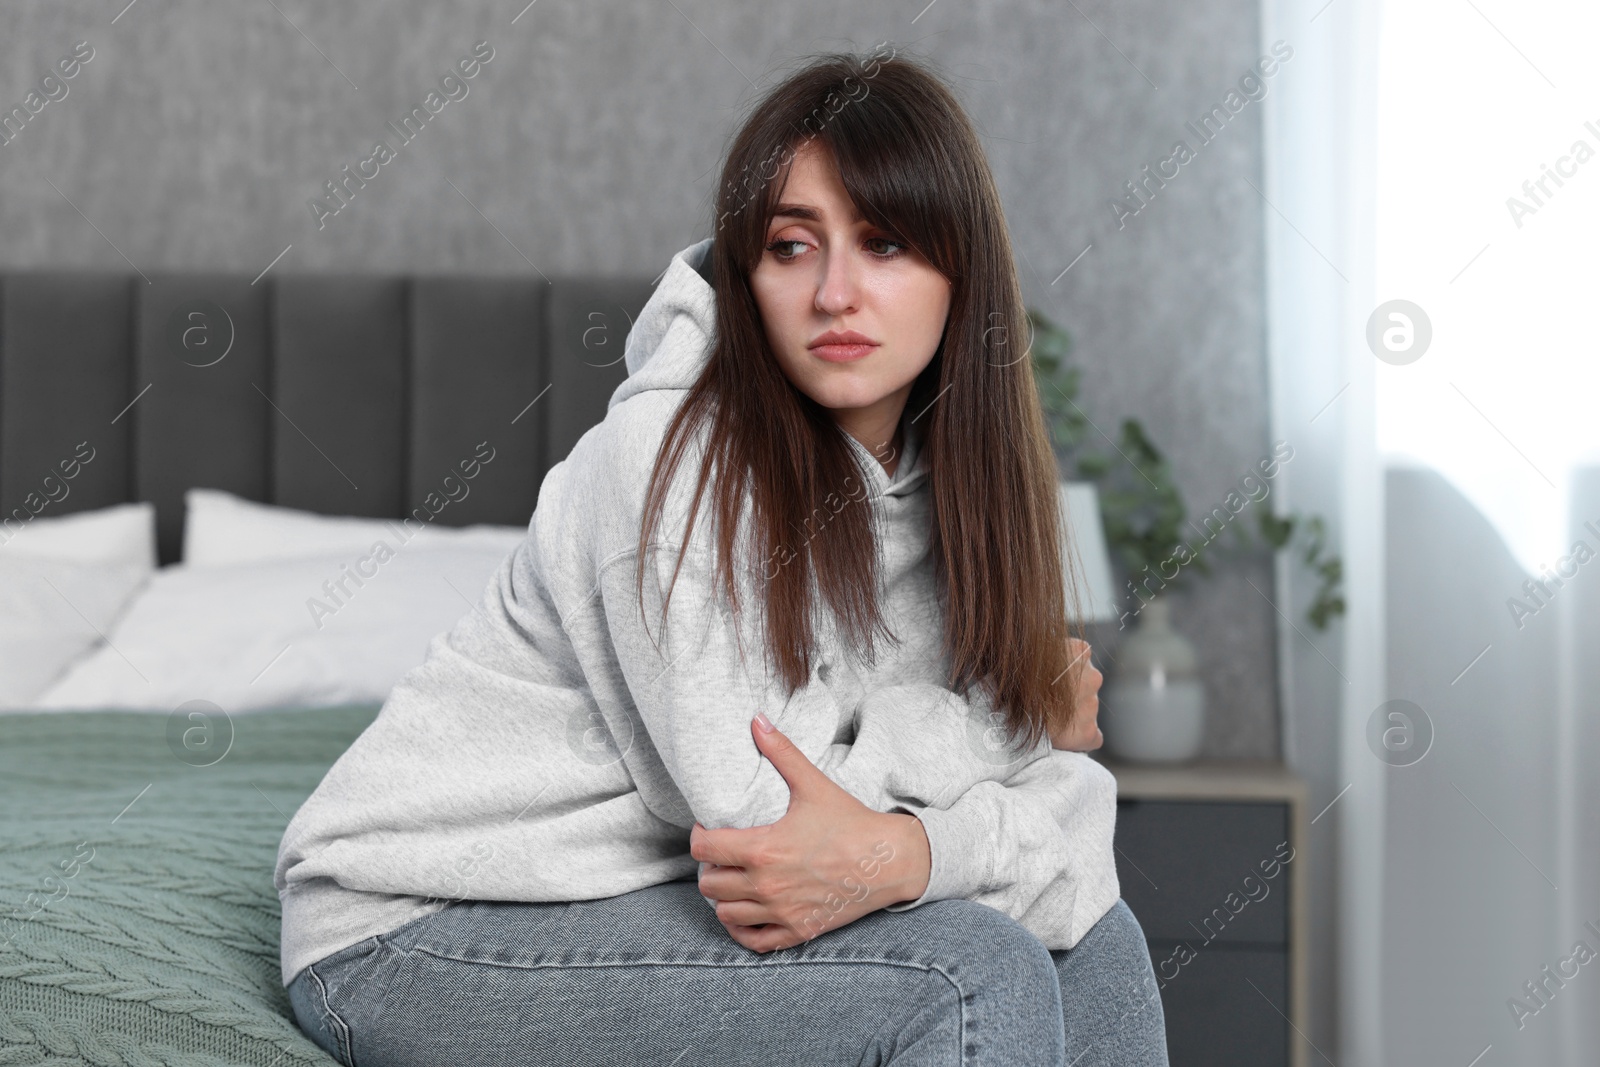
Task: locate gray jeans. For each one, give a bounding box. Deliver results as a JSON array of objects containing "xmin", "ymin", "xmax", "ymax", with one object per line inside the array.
[{"xmin": 287, "ymin": 881, "xmax": 1168, "ymax": 1066}]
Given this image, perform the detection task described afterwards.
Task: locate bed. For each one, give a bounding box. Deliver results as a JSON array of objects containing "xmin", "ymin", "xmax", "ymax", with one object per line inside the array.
[{"xmin": 0, "ymin": 268, "xmax": 657, "ymax": 1064}]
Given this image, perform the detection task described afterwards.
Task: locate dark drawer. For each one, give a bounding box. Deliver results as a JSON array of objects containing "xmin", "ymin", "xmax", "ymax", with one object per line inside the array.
[
  {"xmin": 1114, "ymin": 800, "xmax": 1291, "ymax": 946},
  {"xmin": 1148, "ymin": 943, "xmax": 1290, "ymax": 1066}
]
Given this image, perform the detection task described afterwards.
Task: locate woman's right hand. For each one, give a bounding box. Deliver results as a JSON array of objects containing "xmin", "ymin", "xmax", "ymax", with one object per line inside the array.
[{"xmin": 1049, "ymin": 637, "xmax": 1103, "ymax": 752}]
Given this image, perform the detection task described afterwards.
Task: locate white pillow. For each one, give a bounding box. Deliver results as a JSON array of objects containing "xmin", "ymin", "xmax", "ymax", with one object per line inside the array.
[
  {"xmin": 0, "ymin": 502, "xmax": 157, "ymax": 708},
  {"xmin": 1, "ymin": 500, "xmax": 156, "ymax": 568},
  {"xmin": 183, "ymin": 488, "xmax": 528, "ymax": 566},
  {"xmin": 0, "ymin": 557, "xmax": 151, "ymax": 708},
  {"xmin": 32, "ymin": 542, "xmax": 518, "ymax": 713}
]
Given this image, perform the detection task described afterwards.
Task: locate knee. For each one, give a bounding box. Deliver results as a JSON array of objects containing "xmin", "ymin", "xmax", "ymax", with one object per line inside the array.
[
  {"xmin": 1057, "ymin": 900, "xmax": 1164, "ymax": 1014},
  {"xmin": 1053, "ymin": 901, "xmax": 1169, "ymax": 1063},
  {"xmin": 1084, "ymin": 899, "xmax": 1156, "ymax": 968},
  {"xmin": 925, "ymin": 899, "xmax": 1062, "ymax": 1003}
]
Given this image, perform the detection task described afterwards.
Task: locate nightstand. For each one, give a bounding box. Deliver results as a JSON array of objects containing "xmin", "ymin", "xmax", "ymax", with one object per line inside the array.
[{"xmin": 1099, "ymin": 759, "xmax": 1310, "ymax": 1067}]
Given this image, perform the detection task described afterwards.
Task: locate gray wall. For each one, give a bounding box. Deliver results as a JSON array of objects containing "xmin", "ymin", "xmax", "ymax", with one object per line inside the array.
[{"xmin": 0, "ymin": 1, "xmax": 1278, "ymax": 759}]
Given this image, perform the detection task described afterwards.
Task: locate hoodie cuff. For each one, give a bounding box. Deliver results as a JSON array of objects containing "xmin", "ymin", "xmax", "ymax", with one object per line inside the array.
[{"xmin": 883, "ymin": 800, "xmax": 993, "ymax": 911}]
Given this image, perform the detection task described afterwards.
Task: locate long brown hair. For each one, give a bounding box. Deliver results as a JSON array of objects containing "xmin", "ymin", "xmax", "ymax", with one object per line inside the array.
[{"xmin": 634, "ymin": 47, "xmax": 1087, "ymax": 750}]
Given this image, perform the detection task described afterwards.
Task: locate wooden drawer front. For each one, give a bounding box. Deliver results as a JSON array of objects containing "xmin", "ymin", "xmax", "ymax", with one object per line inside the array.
[
  {"xmin": 1150, "ymin": 944, "xmax": 1290, "ymax": 1066},
  {"xmin": 1114, "ymin": 800, "xmax": 1291, "ymax": 946}
]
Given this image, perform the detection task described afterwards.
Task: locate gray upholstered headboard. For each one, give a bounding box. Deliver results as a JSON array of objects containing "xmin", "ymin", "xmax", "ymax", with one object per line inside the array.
[{"xmin": 0, "ymin": 270, "xmax": 660, "ymax": 564}]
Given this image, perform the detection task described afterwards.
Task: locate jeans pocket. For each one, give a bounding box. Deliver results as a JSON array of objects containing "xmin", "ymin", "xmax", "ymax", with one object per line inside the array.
[
  {"xmin": 293, "ymin": 935, "xmax": 402, "ymax": 1065},
  {"xmin": 288, "ymin": 960, "xmax": 356, "ymax": 1067},
  {"xmin": 323, "ymin": 937, "xmax": 425, "ymax": 1065}
]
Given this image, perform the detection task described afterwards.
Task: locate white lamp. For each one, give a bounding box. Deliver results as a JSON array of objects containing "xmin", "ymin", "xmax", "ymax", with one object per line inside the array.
[{"xmin": 1057, "ymin": 481, "xmax": 1118, "ymax": 623}]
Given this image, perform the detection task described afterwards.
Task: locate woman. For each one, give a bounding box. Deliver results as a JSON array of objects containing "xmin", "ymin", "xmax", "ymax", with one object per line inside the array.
[{"xmin": 278, "ymin": 48, "xmax": 1168, "ymax": 1066}]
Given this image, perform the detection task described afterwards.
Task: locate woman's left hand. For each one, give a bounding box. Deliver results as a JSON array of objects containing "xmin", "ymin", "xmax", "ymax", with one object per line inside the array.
[
  {"xmin": 690, "ymin": 715, "xmax": 931, "ymax": 954},
  {"xmin": 1050, "ymin": 637, "xmax": 1104, "ymax": 752}
]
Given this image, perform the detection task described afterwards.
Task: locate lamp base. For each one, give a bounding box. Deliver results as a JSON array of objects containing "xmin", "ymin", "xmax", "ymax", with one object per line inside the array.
[
  {"xmin": 1101, "ymin": 678, "xmax": 1206, "ymax": 762},
  {"xmin": 1100, "ymin": 595, "xmax": 1206, "ymax": 763}
]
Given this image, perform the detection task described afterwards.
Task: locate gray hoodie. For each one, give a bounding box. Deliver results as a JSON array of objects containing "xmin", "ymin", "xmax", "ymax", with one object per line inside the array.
[{"xmin": 274, "ymin": 236, "xmax": 1120, "ymax": 987}]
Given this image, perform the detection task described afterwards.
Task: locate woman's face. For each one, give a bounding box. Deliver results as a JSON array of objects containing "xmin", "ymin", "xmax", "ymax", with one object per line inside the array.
[{"xmin": 749, "ymin": 140, "xmax": 951, "ymax": 444}]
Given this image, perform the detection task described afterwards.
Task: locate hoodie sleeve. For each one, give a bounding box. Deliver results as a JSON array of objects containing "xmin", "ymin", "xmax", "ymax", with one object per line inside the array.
[
  {"xmin": 881, "ymin": 750, "xmax": 1121, "ymax": 951},
  {"xmin": 589, "ymin": 538, "xmax": 1052, "ymax": 833}
]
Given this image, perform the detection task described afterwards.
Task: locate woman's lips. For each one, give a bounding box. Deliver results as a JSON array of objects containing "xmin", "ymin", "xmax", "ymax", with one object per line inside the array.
[{"xmin": 812, "ymin": 343, "xmax": 878, "ymax": 362}]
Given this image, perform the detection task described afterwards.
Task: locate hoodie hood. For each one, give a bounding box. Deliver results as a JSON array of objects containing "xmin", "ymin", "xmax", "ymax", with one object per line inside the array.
[
  {"xmin": 607, "ymin": 236, "xmax": 928, "ymax": 498},
  {"xmin": 607, "ymin": 237, "xmax": 719, "ymax": 413}
]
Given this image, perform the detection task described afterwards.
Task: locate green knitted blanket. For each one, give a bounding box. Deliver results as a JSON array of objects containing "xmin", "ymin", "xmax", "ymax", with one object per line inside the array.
[{"xmin": 0, "ymin": 704, "xmax": 381, "ymax": 1067}]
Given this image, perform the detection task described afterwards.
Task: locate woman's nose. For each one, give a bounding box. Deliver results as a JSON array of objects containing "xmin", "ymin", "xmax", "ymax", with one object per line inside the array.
[{"xmin": 814, "ymin": 252, "xmax": 862, "ymax": 315}]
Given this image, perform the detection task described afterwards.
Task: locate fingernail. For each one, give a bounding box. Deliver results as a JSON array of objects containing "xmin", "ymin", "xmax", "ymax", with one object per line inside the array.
[{"xmin": 754, "ymin": 712, "xmax": 775, "ymax": 733}]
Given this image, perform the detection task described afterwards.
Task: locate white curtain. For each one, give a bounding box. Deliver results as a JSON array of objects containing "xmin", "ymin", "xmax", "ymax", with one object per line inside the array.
[
  {"xmin": 1261, "ymin": 0, "xmax": 1599, "ymax": 1063},
  {"xmin": 1260, "ymin": 0, "xmax": 1385, "ymax": 1061},
  {"xmin": 1382, "ymin": 465, "xmax": 1598, "ymax": 1066}
]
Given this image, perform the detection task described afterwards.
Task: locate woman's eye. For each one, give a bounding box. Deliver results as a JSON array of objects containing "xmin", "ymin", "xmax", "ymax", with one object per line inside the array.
[
  {"xmin": 765, "ymin": 237, "xmax": 907, "ymax": 260},
  {"xmin": 765, "ymin": 239, "xmax": 806, "ymax": 259}
]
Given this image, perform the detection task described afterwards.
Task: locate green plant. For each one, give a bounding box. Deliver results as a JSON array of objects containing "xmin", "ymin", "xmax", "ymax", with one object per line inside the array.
[
  {"xmin": 1256, "ymin": 511, "xmax": 1346, "ymax": 630},
  {"xmin": 1027, "ymin": 307, "xmax": 1346, "ymax": 631}
]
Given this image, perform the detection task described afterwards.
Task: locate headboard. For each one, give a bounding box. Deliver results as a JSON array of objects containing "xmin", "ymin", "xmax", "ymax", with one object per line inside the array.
[{"xmin": 0, "ymin": 270, "xmax": 659, "ymax": 564}]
